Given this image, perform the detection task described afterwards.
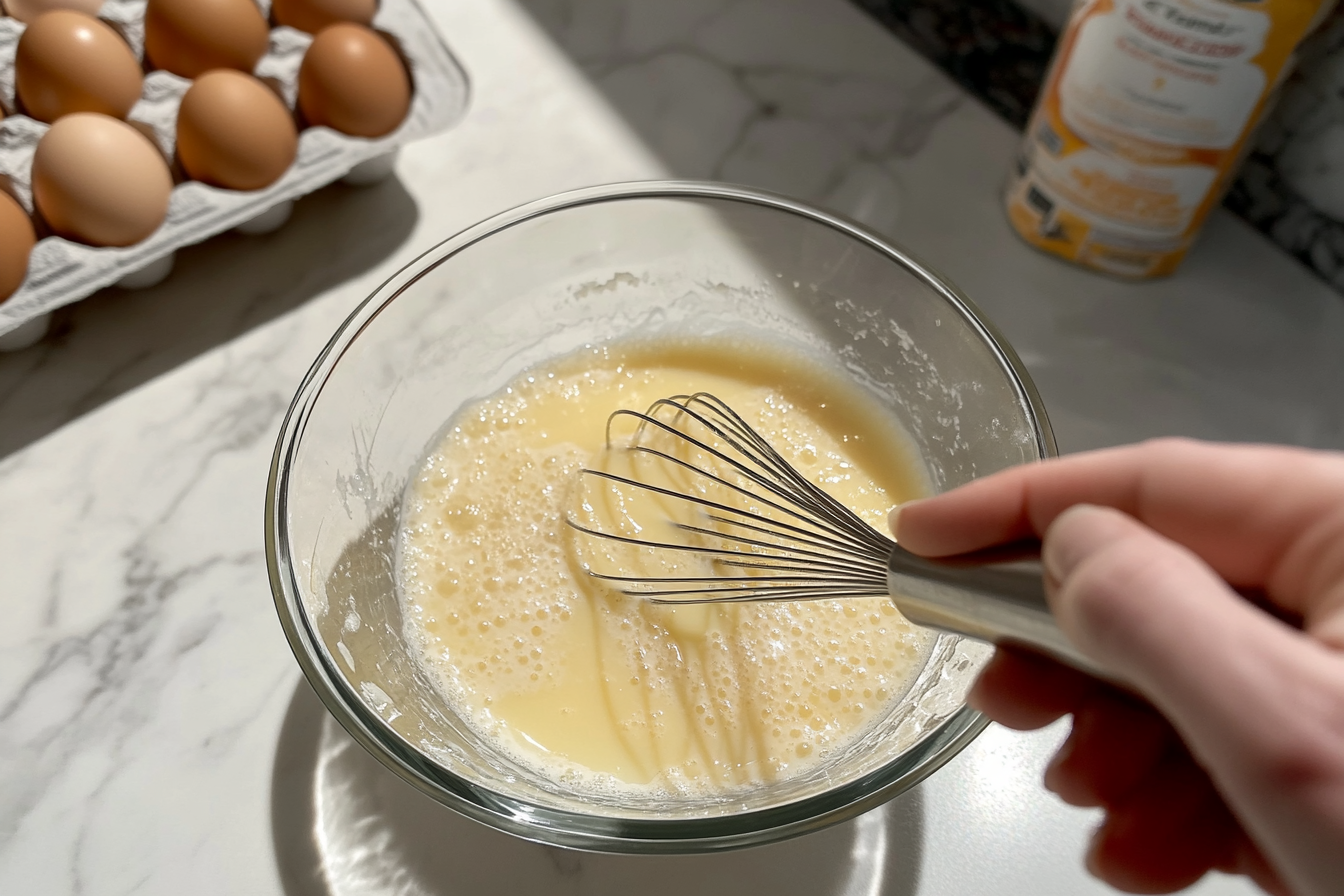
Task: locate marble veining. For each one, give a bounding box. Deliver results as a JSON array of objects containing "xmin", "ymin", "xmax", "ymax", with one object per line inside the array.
[
  {"xmin": 519, "ymin": 0, "xmax": 966, "ymax": 235},
  {"xmin": 0, "ymin": 0, "xmax": 662, "ymax": 889},
  {"xmin": 850, "ymin": 0, "xmax": 1055, "ymax": 128},
  {"xmin": 857, "ymin": 0, "xmax": 1344, "ymax": 296},
  {"xmin": 0, "ymin": 0, "xmax": 1321, "ymax": 894},
  {"xmin": 0, "ymin": 321, "xmax": 308, "ymax": 892},
  {"xmin": 511, "ymin": 0, "xmax": 1344, "ymax": 455},
  {"xmin": 1229, "ymin": 8, "xmax": 1344, "ymax": 293}
]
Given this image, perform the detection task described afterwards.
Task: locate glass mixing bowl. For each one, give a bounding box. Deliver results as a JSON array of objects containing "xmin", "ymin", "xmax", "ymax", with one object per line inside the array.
[{"xmin": 266, "ymin": 182, "xmax": 1055, "ymax": 853}]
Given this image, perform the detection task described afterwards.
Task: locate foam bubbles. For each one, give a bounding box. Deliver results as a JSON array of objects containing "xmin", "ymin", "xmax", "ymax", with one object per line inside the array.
[{"xmin": 399, "ymin": 340, "xmax": 934, "ymax": 798}]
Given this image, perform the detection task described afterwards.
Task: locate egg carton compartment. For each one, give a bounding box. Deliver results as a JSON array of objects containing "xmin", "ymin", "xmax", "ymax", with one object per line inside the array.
[{"xmin": 0, "ymin": 0, "xmax": 469, "ymax": 338}]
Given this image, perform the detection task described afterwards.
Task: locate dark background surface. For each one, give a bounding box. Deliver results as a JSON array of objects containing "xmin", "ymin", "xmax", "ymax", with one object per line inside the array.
[{"xmin": 851, "ymin": 0, "xmax": 1344, "ymax": 297}]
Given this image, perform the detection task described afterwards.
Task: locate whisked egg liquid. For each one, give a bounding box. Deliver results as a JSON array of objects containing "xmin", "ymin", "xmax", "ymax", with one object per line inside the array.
[{"xmin": 397, "ymin": 338, "xmax": 934, "ymax": 795}]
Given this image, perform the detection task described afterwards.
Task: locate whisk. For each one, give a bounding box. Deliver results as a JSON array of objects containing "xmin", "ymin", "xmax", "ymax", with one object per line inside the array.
[{"xmin": 565, "ymin": 392, "xmax": 1105, "ymax": 679}]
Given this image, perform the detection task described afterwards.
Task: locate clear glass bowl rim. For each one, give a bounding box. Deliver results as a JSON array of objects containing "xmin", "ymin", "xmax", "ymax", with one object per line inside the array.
[{"xmin": 265, "ymin": 180, "xmax": 1057, "ymax": 854}]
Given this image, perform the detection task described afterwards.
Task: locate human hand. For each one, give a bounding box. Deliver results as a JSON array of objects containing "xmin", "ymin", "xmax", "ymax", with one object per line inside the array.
[{"xmin": 892, "ymin": 439, "xmax": 1344, "ymax": 896}]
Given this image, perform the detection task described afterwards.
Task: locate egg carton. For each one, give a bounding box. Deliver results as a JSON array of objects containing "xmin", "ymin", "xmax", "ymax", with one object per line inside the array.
[{"xmin": 0, "ymin": 0, "xmax": 469, "ymax": 340}]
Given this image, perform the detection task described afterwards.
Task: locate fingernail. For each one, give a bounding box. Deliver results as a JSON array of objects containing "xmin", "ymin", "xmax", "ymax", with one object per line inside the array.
[
  {"xmin": 888, "ymin": 499, "xmax": 923, "ymax": 538},
  {"xmin": 1042, "ymin": 504, "xmax": 1112, "ymax": 590}
]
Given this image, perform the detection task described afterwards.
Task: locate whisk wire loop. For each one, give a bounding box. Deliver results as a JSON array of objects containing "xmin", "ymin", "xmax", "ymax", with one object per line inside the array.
[
  {"xmin": 607, "ymin": 403, "xmax": 826, "ymax": 530},
  {"xmin": 684, "ymin": 394, "xmax": 893, "ymax": 554},
  {"xmin": 605, "ymin": 394, "xmax": 890, "ymax": 559},
  {"xmin": 565, "ymin": 515, "xmax": 885, "ymax": 581},
  {"xmin": 576, "ymin": 461, "xmax": 885, "ymax": 570},
  {"xmin": 567, "ymin": 394, "xmax": 1105, "ymax": 678},
  {"xmin": 654, "ymin": 394, "xmax": 886, "ymax": 549},
  {"xmin": 673, "ymin": 520, "xmax": 888, "ymax": 576},
  {"xmin": 693, "ymin": 509, "xmax": 883, "ymax": 559},
  {"xmin": 570, "ymin": 392, "xmax": 900, "ymax": 602}
]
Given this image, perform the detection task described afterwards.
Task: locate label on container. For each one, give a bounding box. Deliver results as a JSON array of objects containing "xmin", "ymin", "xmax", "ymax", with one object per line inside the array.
[{"xmin": 1006, "ymin": 0, "xmax": 1333, "ymax": 278}]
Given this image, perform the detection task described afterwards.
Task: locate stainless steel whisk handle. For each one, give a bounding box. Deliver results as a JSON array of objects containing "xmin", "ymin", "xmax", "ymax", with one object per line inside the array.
[{"xmin": 886, "ymin": 543, "xmax": 1110, "ymax": 680}]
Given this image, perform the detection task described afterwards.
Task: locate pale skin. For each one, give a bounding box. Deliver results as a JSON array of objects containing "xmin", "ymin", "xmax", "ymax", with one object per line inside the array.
[{"xmin": 890, "ymin": 439, "xmax": 1344, "ymax": 896}]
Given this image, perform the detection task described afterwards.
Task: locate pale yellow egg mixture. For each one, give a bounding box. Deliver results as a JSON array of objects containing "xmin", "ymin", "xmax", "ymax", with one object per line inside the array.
[{"xmin": 398, "ymin": 338, "xmax": 933, "ymax": 795}]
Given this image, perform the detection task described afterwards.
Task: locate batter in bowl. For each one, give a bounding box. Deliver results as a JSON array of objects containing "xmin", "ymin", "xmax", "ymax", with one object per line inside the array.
[{"xmin": 397, "ymin": 337, "xmax": 933, "ymax": 795}]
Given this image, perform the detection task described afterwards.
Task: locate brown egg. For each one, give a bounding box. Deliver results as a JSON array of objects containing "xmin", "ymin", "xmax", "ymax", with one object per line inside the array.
[
  {"xmin": 32, "ymin": 113, "xmax": 173, "ymax": 247},
  {"xmin": 15, "ymin": 10, "xmax": 144, "ymax": 123},
  {"xmin": 177, "ymin": 70, "xmax": 298, "ymax": 191},
  {"xmin": 272, "ymin": 0, "xmax": 375, "ymax": 34},
  {"xmin": 1, "ymin": 0, "xmax": 103, "ymax": 25},
  {"xmin": 0, "ymin": 192, "xmax": 37, "ymax": 302},
  {"xmin": 143, "ymin": 0, "xmax": 269, "ymax": 79},
  {"xmin": 298, "ymin": 24, "xmax": 410, "ymax": 138}
]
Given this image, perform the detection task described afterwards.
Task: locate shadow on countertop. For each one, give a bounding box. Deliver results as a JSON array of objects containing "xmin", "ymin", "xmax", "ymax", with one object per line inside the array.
[
  {"xmin": 270, "ymin": 679, "xmax": 926, "ymax": 896},
  {"xmin": 0, "ymin": 176, "xmax": 419, "ymax": 461},
  {"xmin": 508, "ymin": 0, "xmax": 1344, "ymax": 454},
  {"xmin": 512, "ymin": 0, "xmax": 968, "ymax": 239}
]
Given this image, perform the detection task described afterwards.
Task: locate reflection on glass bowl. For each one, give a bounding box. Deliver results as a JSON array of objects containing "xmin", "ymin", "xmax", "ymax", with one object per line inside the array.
[
  {"xmin": 266, "ymin": 182, "xmax": 1054, "ymax": 852},
  {"xmin": 271, "ymin": 682, "xmax": 922, "ymax": 895}
]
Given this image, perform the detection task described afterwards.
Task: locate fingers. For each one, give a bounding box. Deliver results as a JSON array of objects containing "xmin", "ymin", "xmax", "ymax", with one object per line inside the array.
[
  {"xmin": 972, "ymin": 647, "xmax": 1177, "ymax": 808},
  {"xmin": 1219, "ymin": 835, "xmax": 1292, "ymax": 896},
  {"xmin": 1087, "ymin": 748, "xmax": 1238, "ymax": 894},
  {"xmin": 967, "ymin": 646, "xmax": 1092, "ymax": 729},
  {"xmin": 1041, "ymin": 503, "xmax": 1327, "ymax": 720},
  {"xmin": 892, "ymin": 439, "xmax": 1344, "ymax": 618},
  {"xmin": 971, "ymin": 645, "xmax": 1269, "ymax": 894},
  {"xmin": 971, "ymin": 646, "xmax": 1246, "ymax": 893},
  {"xmin": 1045, "ymin": 688, "xmax": 1173, "ymax": 808},
  {"xmin": 898, "ymin": 440, "xmax": 1344, "ymax": 895},
  {"xmin": 1045, "ymin": 504, "xmax": 1344, "ymax": 896}
]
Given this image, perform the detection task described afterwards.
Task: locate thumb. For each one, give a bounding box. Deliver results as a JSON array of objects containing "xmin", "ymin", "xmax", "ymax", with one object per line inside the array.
[
  {"xmin": 1045, "ymin": 504, "xmax": 1344, "ymax": 896},
  {"xmin": 1043, "ymin": 505, "xmax": 1316, "ymax": 727}
]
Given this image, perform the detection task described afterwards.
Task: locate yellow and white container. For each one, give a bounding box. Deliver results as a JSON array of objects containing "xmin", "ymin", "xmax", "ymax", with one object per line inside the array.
[{"xmin": 1006, "ymin": 0, "xmax": 1335, "ymax": 278}]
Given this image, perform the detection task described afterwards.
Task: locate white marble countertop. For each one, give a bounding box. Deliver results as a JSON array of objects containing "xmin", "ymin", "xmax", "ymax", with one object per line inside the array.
[{"xmin": 3, "ymin": 0, "xmax": 1339, "ymax": 893}]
